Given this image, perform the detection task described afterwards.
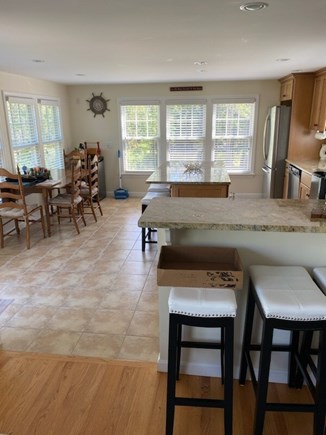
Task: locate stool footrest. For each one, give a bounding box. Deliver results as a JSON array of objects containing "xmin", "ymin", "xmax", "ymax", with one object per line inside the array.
[
  {"xmin": 265, "ymin": 402, "xmax": 315, "ymax": 413},
  {"xmin": 175, "ymin": 397, "xmax": 225, "ymax": 408},
  {"xmin": 181, "ymin": 340, "xmax": 223, "ymax": 350}
]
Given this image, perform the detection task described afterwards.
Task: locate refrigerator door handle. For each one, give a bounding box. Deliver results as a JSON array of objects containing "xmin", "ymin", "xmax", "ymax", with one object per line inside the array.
[
  {"xmin": 262, "ymin": 166, "xmax": 269, "ymax": 173},
  {"xmin": 263, "ymin": 113, "xmax": 270, "ymax": 161}
]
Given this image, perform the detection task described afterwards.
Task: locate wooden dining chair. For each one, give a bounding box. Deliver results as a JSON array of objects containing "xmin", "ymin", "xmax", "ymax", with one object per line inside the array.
[
  {"xmin": 63, "ymin": 148, "xmax": 87, "ymax": 169},
  {"xmin": 80, "ymin": 155, "xmax": 103, "ymax": 222},
  {"xmin": 48, "ymin": 160, "xmax": 86, "ymax": 234},
  {"xmin": 0, "ymin": 167, "xmax": 46, "ymax": 249}
]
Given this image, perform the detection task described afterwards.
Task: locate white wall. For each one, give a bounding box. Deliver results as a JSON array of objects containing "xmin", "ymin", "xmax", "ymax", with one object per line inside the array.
[
  {"xmin": 0, "ymin": 70, "xmax": 71, "ymax": 171},
  {"xmin": 67, "ymin": 80, "xmax": 281, "ymax": 196}
]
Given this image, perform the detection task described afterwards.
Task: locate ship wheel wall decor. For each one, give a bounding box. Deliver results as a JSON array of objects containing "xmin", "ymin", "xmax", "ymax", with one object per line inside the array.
[{"xmin": 86, "ymin": 92, "xmax": 110, "ymax": 117}]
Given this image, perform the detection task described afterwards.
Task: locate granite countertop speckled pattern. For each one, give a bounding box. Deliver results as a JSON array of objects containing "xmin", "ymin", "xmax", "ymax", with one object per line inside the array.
[
  {"xmin": 138, "ymin": 197, "xmax": 326, "ymax": 233},
  {"xmin": 146, "ymin": 162, "xmax": 231, "ymax": 185},
  {"xmin": 286, "ymin": 159, "xmax": 326, "ymax": 173}
]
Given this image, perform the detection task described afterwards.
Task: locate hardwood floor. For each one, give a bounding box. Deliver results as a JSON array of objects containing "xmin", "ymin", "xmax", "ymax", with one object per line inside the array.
[{"xmin": 0, "ymin": 351, "xmax": 314, "ymax": 435}]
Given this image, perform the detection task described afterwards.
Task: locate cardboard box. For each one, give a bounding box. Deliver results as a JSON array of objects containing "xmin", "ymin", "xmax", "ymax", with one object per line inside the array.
[{"xmin": 157, "ymin": 246, "xmax": 243, "ymax": 290}]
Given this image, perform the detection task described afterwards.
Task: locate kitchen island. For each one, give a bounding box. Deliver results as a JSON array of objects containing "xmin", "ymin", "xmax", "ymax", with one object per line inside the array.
[
  {"xmin": 146, "ymin": 161, "xmax": 231, "ymax": 197},
  {"xmin": 138, "ymin": 197, "xmax": 326, "ymax": 382}
]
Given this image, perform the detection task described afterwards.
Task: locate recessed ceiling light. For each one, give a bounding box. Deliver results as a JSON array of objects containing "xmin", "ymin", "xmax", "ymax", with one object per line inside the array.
[
  {"xmin": 32, "ymin": 59, "xmax": 45, "ymax": 63},
  {"xmin": 240, "ymin": 2, "xmax": 268, "ymax": 11},
  {"xmin": 194, "ymin": 61, "xmax": 208, "ymax": 66}
]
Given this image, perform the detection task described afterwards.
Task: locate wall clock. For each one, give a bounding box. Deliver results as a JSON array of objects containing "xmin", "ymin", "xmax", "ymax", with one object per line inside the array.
[{"xmin": 86, "ymin": 92, "xmax": 110, "ymax": 117}]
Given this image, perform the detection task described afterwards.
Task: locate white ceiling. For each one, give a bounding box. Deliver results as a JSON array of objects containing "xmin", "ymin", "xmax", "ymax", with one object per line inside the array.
[{"xmin": 0, "ymin": 0, "xmax": 326, "ymax": 85}]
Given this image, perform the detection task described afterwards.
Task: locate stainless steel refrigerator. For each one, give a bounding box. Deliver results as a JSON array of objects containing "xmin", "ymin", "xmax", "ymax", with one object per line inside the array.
[{"xmin": 262, "ymin": 105, "xmax": 291, "ymax": 198}]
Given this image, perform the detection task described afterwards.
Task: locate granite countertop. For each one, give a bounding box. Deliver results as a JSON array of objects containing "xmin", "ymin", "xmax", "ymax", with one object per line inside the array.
[
  {"xmin": 146, "ymin": 161, "xmax": 231, "ymax": 185},
  {"xmin": 138, "ymin": 197, "xmax": 326, "ymax": 233},
  {"xmin": 286, "ymin": 159, "xmax": 326, "ymax": 174}
]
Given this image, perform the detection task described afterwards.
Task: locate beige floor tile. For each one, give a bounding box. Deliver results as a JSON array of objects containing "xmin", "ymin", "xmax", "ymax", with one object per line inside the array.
[
  {"xmin": 46, "ymin": 308, "xmax": 94, "ymax": 331},
  {"xmin": 86, "ymin": 309, "xmax": 134, "ymax": 335},
  {"xmin": 100, "ymin": 290, "xmax": 141, "ymax": 310},
  {"xmin": 118, "ymin": 336, "xmax": 159, "ymax": 362},
  {"xmin": 6, "ymin": 306, "xmax": 58, "ymax": 328},
  {"xmin": 0, "ymin": 198, "xmax": 161, "ymax": 362},
  {"xmin": 73, "ymin": 333, "xmax": 124, "ymax": 358},
  {"xmin": 0, "ymin": 327, "xmax": 41, "ymax": 351},
  {"xmin": 127, "ymin": 311, "xmax": 159, "ymax": 337},
  {"xmin": 27, "ymin": 329, "xmax": 81, "ymax": 354},
  {"xmin": 136, "ymin": 293, "xmax": 159, "ymax": 312}
]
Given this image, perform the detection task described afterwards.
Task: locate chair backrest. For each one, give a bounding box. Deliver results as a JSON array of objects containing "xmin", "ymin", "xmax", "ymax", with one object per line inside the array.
[
  {"xmin": 0, "ymin": 167, "xmax": 27, "ymax": 216},
  {"xmin": 63, "ymin": 148, "xmax": 86, "ymax": 169},
  {"xmin": 70, "ymin": 159, "xmax": 82, "ymax": 203},
  {"xmin": 86, "ymin": 154, "xmax": 99, "ymax": 194},
  {"xmin": 84, "ymin": 141, "xmax": 101, "ymax": 158}
]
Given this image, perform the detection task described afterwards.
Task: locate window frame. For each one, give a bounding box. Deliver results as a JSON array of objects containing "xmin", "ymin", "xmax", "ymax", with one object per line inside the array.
[
  {"xmin": 3, "ymin": 92, "xmax": 64, "ymax": 172},
  {"xmin": 118, "ymin": 95, "xmax": 259, "ymax": 175}
]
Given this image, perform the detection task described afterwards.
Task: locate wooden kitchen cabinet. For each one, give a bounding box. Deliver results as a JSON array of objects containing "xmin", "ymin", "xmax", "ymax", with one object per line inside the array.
[
  {"xmin": 171, "ymin": 183, "xmax": 229, "ymax": 198},
  {"xmin": 299, "ymin": 170, "xmax": 312, "ymax": 200},
  {"xmin": 280, "ymin": 77, "xmax": 294, "ymax": 102},
  {"xmin": 310, "ymin": 68, "xmax": 326, "ymax": 132},
  {"xmin": 279, "ymin": 73, "xmax": 318, "ymax": 161}
]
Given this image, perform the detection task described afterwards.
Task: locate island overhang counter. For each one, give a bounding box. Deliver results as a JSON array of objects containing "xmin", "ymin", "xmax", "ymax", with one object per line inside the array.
[{"xmin": 138, "ymin": 197, "xmax": 326, "ymax": 383}]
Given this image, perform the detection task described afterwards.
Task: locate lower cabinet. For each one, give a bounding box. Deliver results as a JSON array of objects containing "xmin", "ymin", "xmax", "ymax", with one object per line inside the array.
[
  {"xmin": 299, "ymin": 171, "xmax": 312, "ymax": 199},
  {"xmin": 171, "ymin": 183, "xmax": 229, "ymax": 198}
]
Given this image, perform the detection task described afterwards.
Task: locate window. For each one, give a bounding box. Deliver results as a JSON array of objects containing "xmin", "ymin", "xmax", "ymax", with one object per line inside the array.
[
  {"xmin": 120, "ymin": 103, "xmax": 160, "ymax": 172},
  {"xmin": 212, "ymin": 99, "xmax": 256, "ymax": 173},
  {"xmin": 5, "ymin": 95, "xmax": 64, "ymax": 170},
  {"xmin": 119, "ymin": 96, "xmax": 257, "ymax": 174},
  {"xmin": 167, "ymin": 103, "xmax": 206, "ymax": 161}
]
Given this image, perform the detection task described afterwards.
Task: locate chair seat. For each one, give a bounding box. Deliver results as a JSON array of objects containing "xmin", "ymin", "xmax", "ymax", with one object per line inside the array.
[
  {"xmin": 313, "ymin": 267, "xmax": 326, "ymax": 294},
  {"xmin": 169, "ymin": 287, "xmax": 237, "ymax": 318},
  {"xmin": 141, "ymin": 191, "xmax": 170, "ymax": 206},
  {"xmin": 147, "ymin": 183, "xmax": 171, "ymax": 193},
  {"xmin": 249, "ymin": 265, "xmax": 326, "ymax": 321},
  {"xmin": 49, "ymin": 194, "xmax": 83, "ymax": 206},
  {"xmin": 0, "ymin": 204, "xmax": 40, "ymax": 218}
]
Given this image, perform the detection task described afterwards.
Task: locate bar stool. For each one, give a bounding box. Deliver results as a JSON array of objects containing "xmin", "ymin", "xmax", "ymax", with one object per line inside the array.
[
  {"xmin": 313, "ymin": 267, "xmax": 326, "ymax": 294},
  {"xmin": 141, "ymin": 191, "xmax": 170, "ymax": 251},
  {"xmin": 147, "ymin": 183, "xmax": 171, "ymax": 193},
  {"xmin": 239, "ymin": 265, "xmax": 326, "ymax": 435},
  {"xmin": 166, "ymin": 286, "xmax": 237, "ymax": 435}
]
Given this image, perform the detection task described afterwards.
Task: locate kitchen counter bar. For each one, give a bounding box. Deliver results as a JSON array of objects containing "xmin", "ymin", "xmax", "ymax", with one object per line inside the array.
[
  {"xmin": 138, "ymin": 197, "xmax": 326, "ymax": 233},
  {"xmin": 138, "ymin": 197, "xmax": 326, "ymax": 382}
]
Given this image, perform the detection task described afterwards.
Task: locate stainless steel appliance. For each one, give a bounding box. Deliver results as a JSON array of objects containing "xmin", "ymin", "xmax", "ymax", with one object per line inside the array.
[
  {"xmin": 310, "ymin": 171, "xmax": 326, "ymax": 199},
  {"xmin": 287, "ymin": 164, "xmax": 301, "ymax": 199},
  {"xmin": 262, "ymin": 105, "xmax": 291, "ymax": 198}
]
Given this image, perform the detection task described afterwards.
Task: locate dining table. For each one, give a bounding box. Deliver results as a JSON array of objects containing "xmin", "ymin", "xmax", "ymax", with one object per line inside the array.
[
  {"xmin": 146, "ymin": 161, "xmax": 231, "ymax": 198},
  {"xmin": 23, "ymin": 168, "xmax": 71, "ymax": 237}
]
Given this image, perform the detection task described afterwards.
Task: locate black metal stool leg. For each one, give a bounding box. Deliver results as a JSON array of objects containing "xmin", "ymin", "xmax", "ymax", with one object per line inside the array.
[
  {"xmin": 239, "ymin": 281, "xmax": 256, "ymax": 385},
  {"xmin": 166, "ymin": 315, "xmax": 178, "ymax": 435},
  {"xmin": 288, "ymin": 329, "xmax": 300, "ymax": 388},
  {"xmin": 314, "ymin": 329, "xmax": 326, "ymax": 435},
  {"xmin": 224, "ymin": 319, "xmax": 234, "ymax": 435},
  {"xmin": 253, "ymin": 320, "xmax": 274, "ymax": 435},
  {"xmin": 221, "ymin": 326, "xmax": 225, "ymax": 384},
  {"xmin": 176, "ymin": 323, "xmax": 182, "ymax": 381}
]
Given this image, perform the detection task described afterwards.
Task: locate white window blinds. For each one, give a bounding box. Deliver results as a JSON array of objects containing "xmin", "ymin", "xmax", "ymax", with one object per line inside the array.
[
  {"xmin": 6, "ymin": 96, "xmax": 40, "ymax": 169},
  {"xmin": 212, "ymin": 100, "xmax": 256, "ymax": 172},
  {"xmin": 121, "ymin": 104, "xmax": 159, "ymax": 172},
  {"xmin": 5, "ymin": 95, "xmax": 64, "ymax": 170},
  {"xmin": 38, "ymin": 99, "xmax": 64, "ymax": 169},
  {"xmin": 166, "ymin": 103, "xmax": 206, "ymax": 162}
]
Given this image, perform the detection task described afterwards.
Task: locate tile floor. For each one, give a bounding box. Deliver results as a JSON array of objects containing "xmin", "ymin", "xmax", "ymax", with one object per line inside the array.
[{"xmin": 0, "ymin": 198, "xmax": 160, "ymax": 362}]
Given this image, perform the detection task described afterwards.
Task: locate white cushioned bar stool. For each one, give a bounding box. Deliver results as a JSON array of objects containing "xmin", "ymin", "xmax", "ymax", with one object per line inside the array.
[
  {"xmin": 239, "ymin": 265, "xmax": 326, "ymax": 435},
  {"xmin": 141, "ymin": 191, "xmax": 170, "ymax": 251},
  {"xmin": 147, "ymin": 183, "xmax": 171, "ymax": 193},
  {"xmin": 313, "ymin": 267, "xmax": 326, "ymax": 294},
  {"xmin": 166, "ymin": 287, "xmax": 237, "ymax": 435}
]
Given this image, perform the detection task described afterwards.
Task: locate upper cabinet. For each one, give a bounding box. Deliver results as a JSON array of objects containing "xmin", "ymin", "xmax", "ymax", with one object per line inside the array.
[
  {"xmin": 310, "ymin": 68, "xmax": 326, "ymax": 132},
  {"xmin": 279, "ymin": 73, "xmax": 318, "ymax": 160},
  {"xmin": 280, "ymin": 77, "xmax": 294, "ymax": 102}
]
